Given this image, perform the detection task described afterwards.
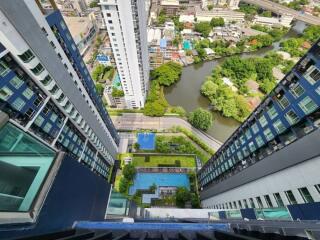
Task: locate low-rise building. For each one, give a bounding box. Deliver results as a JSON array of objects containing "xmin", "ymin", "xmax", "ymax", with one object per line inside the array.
[
  {"xmin": 253, "ymin": 15, "xmax": 293, "ymax": 28},
  {"xmin": 195, "ymin": 6, "xmax": 245, "ymax": 23},
  {"xmin": 160, "ymin": 0, "xmax": 180, "ymax": 16},
  {"xmin": 179, "ymin": 14, "xmax": 195, "ymax": 23},
  {"xmin": 64, "ymin": 16, "xmax": 97, "ymax": 56}
]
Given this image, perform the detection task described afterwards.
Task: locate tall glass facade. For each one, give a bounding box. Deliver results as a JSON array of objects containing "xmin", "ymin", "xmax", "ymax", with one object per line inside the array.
[{"xmin": 0, "ymin": 123, "xmax": 55, "ymax": 212}]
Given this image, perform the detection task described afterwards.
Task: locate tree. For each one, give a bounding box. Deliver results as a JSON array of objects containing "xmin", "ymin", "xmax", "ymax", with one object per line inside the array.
[
  {"xmin": 152, "ymin": 62, "xmax": 182, "ymax": 86},
  {"xmin": 194, "ymin": 22, "xmax": 212, "ymax": 38},
  {"xmin": 303, "ymin": 25, "xmax": 320, "ymax": 42},
  {"xmin": 119, "ymin": 177, "xmax": 129, "ymax": 194},
  {"xmin": 92, "ymin": 64, "xmax": 105, "ymax": 81},
  {"xmin": 133, "ymin": 142, "xmax": 140, "ymax": 151},
  {"xmin": 122, "ymin": 164, "xmax": 136, "ymax": 181},
  {"xmin": 111, "ymin": 88, "xmax": 125, "ymax": 97},
  {"xmin": 188, "ymin": 108, "xmax": 213, "ymax": 131},
  {"xmin": 95, "ymin": 83, "xmax": 104, "ymax": 96},
  {"xmin": 175, "ymin": 187, "xmax": 190, "ymax": 208},
  {"xmin": 207, "ymin": 4, "xmax": 213, "ymax": 10},
  {"xmin": 89, "ymin": 0, "xmax": 98, "ymax": 8},
  {"xmin": 167, "ymin": 106, "xmax": 186, "ymax": 117},
  {"xmin": 210, "ymin": 17, "xmax": 224, "ymax": 27},
  {"xmin": 191, "ymin": 193, "xmax": 201, "ymax": 208},
  {"xmin": 144, "ymin": 101, "xmax": 167, "ymax": 116}
]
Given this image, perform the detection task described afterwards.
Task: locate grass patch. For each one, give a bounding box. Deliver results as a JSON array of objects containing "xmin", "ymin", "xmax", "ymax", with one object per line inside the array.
[{"xmin": 132, "ymin": 155, "xmax": 196, "ymax": 168}]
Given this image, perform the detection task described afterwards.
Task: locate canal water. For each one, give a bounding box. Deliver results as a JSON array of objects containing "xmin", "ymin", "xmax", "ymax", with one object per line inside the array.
[{"xmin": 164, "ymin": 21, "xmax": 307, "ymax": 142}]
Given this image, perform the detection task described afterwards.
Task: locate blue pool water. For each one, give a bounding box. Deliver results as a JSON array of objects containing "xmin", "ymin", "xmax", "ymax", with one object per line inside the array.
[
  {"xmin": 112, "ymin": 73, "xmax": 121, "ymax": 90},
  {"xmin": 129, "ymin": 173, "xmax": 190, "ymax": 195},
  {"xmin": 183, "ymin": 40, "xmax": 192, "ymax": 50},
  {"xmin": 137, "ymin": 132, "xmax": 155, "ymax": 150}
]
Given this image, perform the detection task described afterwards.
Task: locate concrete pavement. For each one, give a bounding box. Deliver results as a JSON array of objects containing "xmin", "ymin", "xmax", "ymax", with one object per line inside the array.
[
  {"xmin": 111, "ymin": 113, "xmax": 223, "ymax": 151},
  {"xmin": 243, "ymin": 0, "xmax": 320, "ymax": 25}
]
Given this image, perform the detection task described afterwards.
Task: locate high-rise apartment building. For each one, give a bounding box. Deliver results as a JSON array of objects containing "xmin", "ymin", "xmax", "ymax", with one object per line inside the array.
[
  {"xmin": 0, "ymin": 0, "xmax": 119, "ymax": 233},
  {"xmin": 198, "ymin": 40, "xmax": 320, "ymax": 211},
  {"xmin": 100, "ymin": 0, "xmax": 149, "ymax": 109}
]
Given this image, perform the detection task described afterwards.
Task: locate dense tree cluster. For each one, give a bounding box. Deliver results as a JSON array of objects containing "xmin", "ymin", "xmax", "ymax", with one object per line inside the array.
[
  {"xmin": 194, "ymin": 22, "xmax": 212, "ymax": 38},
  {"xmin": 151, "ymin": 61, "xmax": 182, "ymax": 86},
  {"xmin": 111, "ymin": 88, "xmax": 124, "ymax": 97},
  {"xmin": 119, "ymin": 164, "xmax": 136, "ymax": 194},
  {"xmin": 210, "ymin": 17, "xmax": 225, "ymax": 27},
  {"xmin": 188, "ymin": 108, "xmax": 213, "ymax": 131}
]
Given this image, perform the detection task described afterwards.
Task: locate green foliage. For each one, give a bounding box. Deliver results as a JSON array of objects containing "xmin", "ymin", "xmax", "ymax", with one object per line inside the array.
[
  {"xmin": 144, "ymin": 81, "xmax": 168, "ymax": 117},
  {"xmin": 171, "ymin": 16, "xmax": 184, "ymax": 31},
  {"xmin": 111, "ymin": 88, "xmax": 124, "ymax": 97},
  {"xmin": 176, "ymin": 187, "xmax": 190, "ymax": 208},
  {"xmin": 133, "ymin": 142, "xmax": 140, "ymax": 151},
  {"xmin": 122, "ymin": 164, "xmax": 136, "ymax": 181},
  {"xmin": 194, "ymin": 22, "xmax": 212, "ymax": 37},
  {"xmin": 92, "ymin": 65, "xmax": 113, "ymax": 82},
  {"xmin": 166, "ymin": 106, "xmax": 186, "ymax": 117},
  {"xmin": 95, "ymin": 83, "xmax": 104, "ymax": 96},
  {"xmin": 191, "ymin": 193, "xmax": 201, "ymax": 208},
  {"xmin": 303, "ymin": 25, "xmax": 320, "ymax": 42},
  {"xmin": 261, "ymin": 10, "xmax": 272, "ymax": 17},
  {"xmin": 251, "ymin": 24, "xmax": 270, "ymax": 33},
  {"xmin": 286, "ymin": 0, "xmax": 309, "ymax": 10},
  {"xmin": 188, "ymin": 108, "xmax": 213, "ymax": 131},
  {"xmin": 119, "ymin": 177, "xmax": 129, "ymax": 194},
  {"xmin": 280, "ymin": 38, "xmax": 305, "ymax": 57},
  {"xmin": 152, "ymin": 62, "xmax": 182, "ymax": 86},
  {"xmin": 207, "ymin": 4, "xmax": 213, "ymax": 10},
  {"xmin": 210, "ymin": 17, "xmax": 225, "ymax": 27},
  {"xmin": 89, "ymin": 0, "xmax": 98, "ymax": 8},
  {"xmin": 149, "ymin": 183, "xmax": 157, "ymax": 192},
  {"xmin": 157, "ymin": 9, "xmax": 167, "ymax": 25}
]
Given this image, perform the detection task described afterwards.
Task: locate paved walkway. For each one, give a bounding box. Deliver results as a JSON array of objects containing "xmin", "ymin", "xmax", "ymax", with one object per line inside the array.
[{"xmin": 111, "ymin": 113, "xmax": 223, "ymax": 152}]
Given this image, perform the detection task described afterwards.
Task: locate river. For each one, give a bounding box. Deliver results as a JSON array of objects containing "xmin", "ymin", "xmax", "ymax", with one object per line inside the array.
[{"xmin": 164, "ymin": 21, "xmax": 307, "ymax": 142}]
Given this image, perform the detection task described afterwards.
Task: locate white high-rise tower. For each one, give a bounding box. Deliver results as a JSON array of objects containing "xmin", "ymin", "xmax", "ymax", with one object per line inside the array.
[{"xmin": 100, "ymin": 0, "xmax": 149, "ymax": 109}]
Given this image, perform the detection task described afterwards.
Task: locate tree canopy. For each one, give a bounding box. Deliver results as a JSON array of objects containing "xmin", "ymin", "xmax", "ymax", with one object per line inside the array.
[
  {"xmin": 175, "ymin": 187, "xmax": 190, "ymax": 208},
  {"xmin": 151, "ymin": 61, "xmax": 182, "ymax": 86},
  {"xmin": 122, "ymin": 164, "xmax": 136, "ymax": 181},
  {"xmin": 194, "ymin": 22, "xmax": 212, "ymax": 38},
  {"xmin": 188, "ymin": 108, "xmax": 213, "ymax": 131},
  {"xmin": 210, "ymin": 17, "xmax": 225, "ymax": 27}
]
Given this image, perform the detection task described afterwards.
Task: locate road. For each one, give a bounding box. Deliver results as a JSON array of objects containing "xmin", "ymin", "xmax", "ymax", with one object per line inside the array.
[
  {"xmin": 242, "ymin": 0, "xmax": 320, "ymax": 25},
  {"xmin": 112, "ymin": 113, "xmax": 223, "ymax": 151}
]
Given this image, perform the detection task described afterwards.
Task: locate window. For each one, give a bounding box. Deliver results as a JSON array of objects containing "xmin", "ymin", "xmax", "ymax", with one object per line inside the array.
[
  {"xmin": 0, "ymin": 60, "xmax": 10, "ymax": 76},
  {"xmin": 278, "ymin": 95, "xmax": 290, "ymax": 110},
  {"xmin": 248, "ymin": 141, "xmax": 256, "ymax": 152},
  {"xmin": 298, "ymin": 187, "xmax": 314, "ymax": 203},
  {"xmin": 18, "ymin": 49, "xmax": 34, "ymax": 63},
  {"xmin": 263, "ymin": 128, "xmax": 274, "ymax": 141},
  {"xmin": 267, "ymin": 106, "xmax": 278, "ymax": 120},
  {"xmin": 50, "ymin": 41, "xmax": 56, "ymax": 49},
  {"xmin": 274, "ymin": 193, "xmax": 284, "ymax": 207},
  {"xmin": 315, "ymin": 184, "xmax": 320, "ymax": 194},
  {"xmin": 264, "ymin": 195, "xmax": 273, "ymax": 207},
  {"xmin": 0, "ymin": 87, "xmax": 13, "ymax": 100},
  {"xmin": 106, "ymin": 13, "xmax": 111, "ymax": 17},
  {"xmin": 256, "ymin": 197, "xmax": 263, "ymax": 208},
  {"xmin": 251, "ymin": 123, "xmax": 259, "ymax": 134},
  {"xmin": 259, "ymin": 115, "xmax": 268, "ymax": 128},
  {"xmin": 298, "ymin": 96, "xmax": 318, "ymax": 115},
  {"xmin": 249, "ymin": 198, "xmax": 255, "ymax": 208},
  {"xmin": 285, "ymin": 110, "xmax": 299, "ymax": 125},
  {"xmin": 60, "ymin": 21, "xmax": 67, "ymax": 30},
  {"xmin": 42, "ymin": 75, "xmax": 52, "ymax": 85},
  {"xmin": 285, "ymin": 190, "xmax": 297, "ymax": 205},
  {"xmin": 243, "ymin": 199, "xmax": 248, "ymax": 208},
  {"xmin": 34, "ymin": 115, "xmax": 44, "ymax": 126},
  {"xmin": 238, "ymin": 200, "xmax": 243, "ymax": 209},
  {"xmin": 273, "ymin": 119, "xmax": 286, "ymax": 134},
  {"xmin": 108, "ymin": 20, "xmax": 113, "ymax": 24},
  {"xmin": 66, "ymin": 33, "xmax": 72, "ymax": 41},
  {"xmin": 11, "ymin": 97, "xmax": 26, "ymax": 111},
  {"xmin": 304, "ymin": 65, "xmax": 320, "ymax": 84},
  {"xmin": 290, "ymin": 84, "xmax": 305, "ymax": 98},
  {"xmin": 43, "ymin": 122, "xmax": 52, "ymax": 133},
  {"xmin": 10, "ymin": 76, "xmax": 24, "ymax": 89},
  {"xmin": 22, "ymin": 88, "xmax": 34, "ymax": 100},
  {"xmin": 245, "ymin": 129, "xmax": 252, "ymax": 139},
  {"xmin": 31, "ymin": 63, "xmax": 44, "ymax": 75}
]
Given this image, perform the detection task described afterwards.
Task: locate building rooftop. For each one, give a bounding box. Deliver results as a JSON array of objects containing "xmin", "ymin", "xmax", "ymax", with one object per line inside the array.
[{"xmin": 63, "ymin": 16, "xmax": 92, "ymax": 39}]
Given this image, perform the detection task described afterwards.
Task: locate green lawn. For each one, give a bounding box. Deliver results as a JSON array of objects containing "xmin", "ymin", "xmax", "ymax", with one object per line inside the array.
[{"xmin": 132, "ymin": 155, "xmax": 196, "ymax": 168}]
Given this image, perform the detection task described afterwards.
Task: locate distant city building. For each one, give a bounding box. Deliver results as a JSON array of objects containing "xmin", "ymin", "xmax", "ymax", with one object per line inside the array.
[
  {"xmin": 202, "ymin": 0, "xmax": 240, "ymax": 9},
  {"xmin": 199, "ymin": 40, "xmax": 320, "ymax": 211},
  {"xmin": 254, "ymin": 15, "xmax": 294, "ymax": 28},
  {"xmin": 160, "ymin": 0, "xmax": 180, "ymax": 16},
  {"xmin": 195, "ymin": 6, "xmax": 245, "ymax": 23},
  {"xmin": 0, "ymin": 0, "xmax": 118, "ymax": 232},
  {"xmin": 100, "ymin": 0, "xmax": 149, "ymax": 109},
  {"xmin": 55, "ymin": 0, "xmax": 88, "ymax": 16},
  {"xmin": 64, "ymin": 16, "xmax": 97, "ymax": 55}
]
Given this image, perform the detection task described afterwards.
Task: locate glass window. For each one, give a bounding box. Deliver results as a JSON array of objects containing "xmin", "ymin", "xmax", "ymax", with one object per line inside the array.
[
  {"xmin": 278, "ymin": 95, "xmax": 290, "ymax": 110},
  {"xmin": 18, "ymin": 49, "xmax": 34, "ymax": 63},
  {"xmin": 251, "ymin": 123, "xmax": 259, "ymax": 134},
  {"xmin": 267, "ymin": 106, "xmax": 278, "ymax": 120},
  {"xmin": 245, "ymin": 129, "xmax": 252, "ymax": 139},
  {"xmin": 264, "ymin": 195, "xmax": 273, "ymax": 207},
  {"xmin": 249, "ymin": 198, "xmax": 255, "ymax": 208},
  {"xmin": 0, "ymin": 123, "xmax": 55, "ymax": 212},
  {"xmin": 256, "ymin": 196, "xmax": 263, "ymax": 208},
  {"xmin": 285, "ymin": 190, "xmax": 297, "ymax": 205},
  {"xmin": 298, "ymin": 187, "xmax": 314, "ymax": 203},
  {"xmin": 316, "ymin": 86, "xmax": 320, "ymax": 95},
  {"xmin": 60, "ymin": 21, "xmax": 67, "ymax": 30},
  {"xmin": 315, "ymin": 184, "xmax": 320, "ymax": 194},
  {"xmin": 263, "ymin": 128, "xmax": 274, "ymax": 141},
  {"xmin": 0, "ymin": 60, "xmax": 10, "ymax": 76},
  {"xmin": 0, "ymin": 87, "xmax": 13, "ymax": 100},
  {"xmin": 255, "ymin": 135, "xmax": 264, "ymax": 147},
  {"xmin": 50, "ymin": 113, "xmax": 58, "ymax": 122},
  {"xmin": 10, "ymin": 76, "xmax": 24, "ymax": 89},
  {"xmin": 273, "ymin": 119, "xmax": 286, "ymax": 134},
  {"xmin": 43, "ymin": 122, "xmax": 52, "ymax": 133},
  {"xmin": 285, "ymin": 110, "xmax": 299, "ymax": 125},
  {"xmin": 11, "ymin": 97, "xmax": 26, "ymax": 111},
  {"xmin": 259, "ymin": 115, "xmax": 268, "ymax": 128},
  {"xmin": 290, "ymin": 84, "xmax": 305, "ymax": 98},
  {"xmin": 31, "ymin": 63, "xmax": 44, "ymax": 75},
  {"xmin": 22, "ymin": 88, "xmax": 34, "ymax": 100},
  {"xmin": 274, "ymin": 193, "xmax": 284, "ymax": 207},
  {"xmin": 248, "ymin": 141, "xmax": 256, "ymax": 152},
  {"xmin": 243, "ymin": 199, "xmax": 248, "ymax": 208},
  {"xmin": 304, "ymin": 65, "xmax": 320, "ymax": 85},
  {"xmin": 42, "ymin": 75, "xmax": 52, "ymax": 85},
  {"xmin": 34, "ymin": 115, "xmax": 44, "ymax": 126},
  {"xmin": 298, "ymin": 96, "xmax": 318, "ymax": 115}
]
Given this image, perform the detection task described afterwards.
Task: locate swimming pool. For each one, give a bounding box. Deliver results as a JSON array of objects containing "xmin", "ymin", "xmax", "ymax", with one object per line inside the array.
[
  {"xmin": 137, "ymin": 132, "xmax": 156, "ymax": 150},
  {"xmin": 129, "ymin": 173, "xmax": 190, "ymax": 195}
]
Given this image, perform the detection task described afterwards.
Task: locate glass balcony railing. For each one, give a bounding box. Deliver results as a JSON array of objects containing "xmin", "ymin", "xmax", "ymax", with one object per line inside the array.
[{"xmin": 0, "ymin": 122, "xmax": 56, "ymax": 212}]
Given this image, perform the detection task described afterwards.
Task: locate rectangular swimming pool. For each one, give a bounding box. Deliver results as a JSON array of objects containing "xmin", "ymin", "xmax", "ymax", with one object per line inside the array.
[
  {"xmin": 137, "ymin": 132, "xmax": 156, "ymax": 150},
  {"xmin": 129, "ymin": 173, "xmax": 190, "ymax": 195}
]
